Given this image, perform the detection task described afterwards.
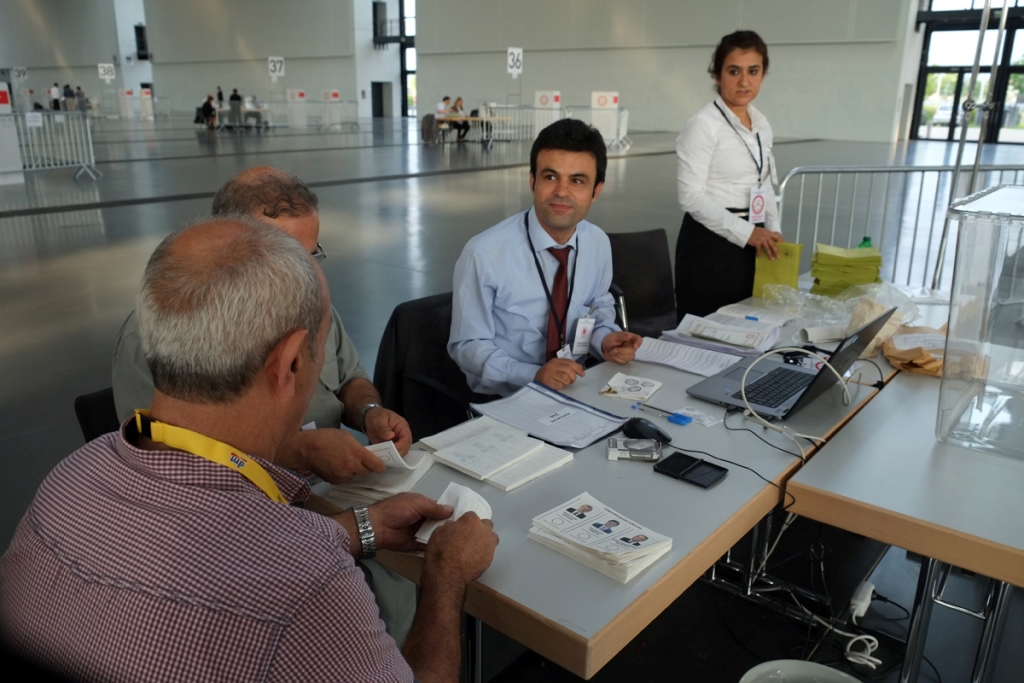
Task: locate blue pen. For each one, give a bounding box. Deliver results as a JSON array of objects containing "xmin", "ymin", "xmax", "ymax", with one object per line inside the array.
[{"xmin": 745, "ymin": 315, "xmax": 759, "ymax": 321}]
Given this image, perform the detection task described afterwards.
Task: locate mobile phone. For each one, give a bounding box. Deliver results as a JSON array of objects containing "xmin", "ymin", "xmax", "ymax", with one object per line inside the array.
[{"xmin": 653, "ymin": 452, "xmax": 728, "ymax": 489}]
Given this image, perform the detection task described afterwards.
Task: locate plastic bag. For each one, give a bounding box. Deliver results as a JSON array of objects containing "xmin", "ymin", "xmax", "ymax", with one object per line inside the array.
[
  {"xmin": 834, "ymin": 284, "xmax": 919, "ymax": 327},
  {"xmin": 761, "ymin": 283, "xmax": 921, "ymax": 329}
]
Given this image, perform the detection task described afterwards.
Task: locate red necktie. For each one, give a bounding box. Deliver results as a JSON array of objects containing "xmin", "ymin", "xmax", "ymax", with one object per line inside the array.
[{"xmin": 545, "ymin": 246, "xmax": 573, "ymax": 361}]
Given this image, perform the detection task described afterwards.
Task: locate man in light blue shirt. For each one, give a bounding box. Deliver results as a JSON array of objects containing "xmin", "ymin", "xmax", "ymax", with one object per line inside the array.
[{"xmin": 449, "ymin": 119, "xmax": 642, "ymax": 396}]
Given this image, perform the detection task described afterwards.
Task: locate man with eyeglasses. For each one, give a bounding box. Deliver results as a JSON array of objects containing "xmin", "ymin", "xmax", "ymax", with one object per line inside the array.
[{"xmin": 111, "ymin": 167, "xmax": 418, "ymax": 642}]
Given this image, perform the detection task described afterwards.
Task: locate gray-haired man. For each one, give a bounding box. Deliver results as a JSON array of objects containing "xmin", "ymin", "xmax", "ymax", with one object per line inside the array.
[
  {"xmin": 111, "ymin": 166, "xmax": 418, "ymax": 641},
  {"xmin": 2, "ymin": 218, "xmax": 498, "ymax": 681}
]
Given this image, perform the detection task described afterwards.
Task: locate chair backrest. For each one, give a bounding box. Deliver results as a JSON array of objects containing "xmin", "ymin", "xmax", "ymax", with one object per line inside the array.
[
  {"xmin": 373, "ymin": 292, "xmax": 489, "ymax": 441},
  {"xmin": 469, "ymin": 108, "xmax": 479, "ymax": 117},
  {"xmin": 606, "ymin": 229, "xmax": 676, "ymax": 321},
  {"xmin": 73, "ymin": 387, "xmax": 121, "ymax": 443}
]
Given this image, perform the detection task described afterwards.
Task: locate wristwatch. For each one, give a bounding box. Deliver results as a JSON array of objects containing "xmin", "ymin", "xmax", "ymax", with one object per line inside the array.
[
  {"xmin": 352, "ymin": 504, "xmax": 377, "ymax": 559},
  {"xmin": 358, "ymin": 402, "xmax": 381, "ymax": 433}
]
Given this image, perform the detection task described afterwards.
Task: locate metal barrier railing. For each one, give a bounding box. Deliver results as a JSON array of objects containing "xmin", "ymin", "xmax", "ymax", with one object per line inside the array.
[
  {"xmin": 259, "ymin": 100, "xmax": 360, "ymax": 130},
  {"xmin": 462, "ymin": 105, "xmax": 631, "ymax": 146},
  {"xmin": 1, "ymin": 111, "xmax": 101, "ymax": 179},
  {"xmin": 777, "ymin": 164, "xmax": 1024, "ymax": 290},
  {"xmin": 563, "ymin": 106, "xmax": 631, "ymax": 148}
]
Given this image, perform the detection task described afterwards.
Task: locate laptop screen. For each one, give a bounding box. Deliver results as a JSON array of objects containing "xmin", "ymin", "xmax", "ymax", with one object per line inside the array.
[{"xmin": 785, "ymin": 307, "xmax": 896, "ymax": 417}]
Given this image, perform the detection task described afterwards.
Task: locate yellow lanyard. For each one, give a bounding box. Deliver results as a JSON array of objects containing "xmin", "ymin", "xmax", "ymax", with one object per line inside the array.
[{"xmin": 134, "ymin": 410, "xmax": 289, "ymax": 504}]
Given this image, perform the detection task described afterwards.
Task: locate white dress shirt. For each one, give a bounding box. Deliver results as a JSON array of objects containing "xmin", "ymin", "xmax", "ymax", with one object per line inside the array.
[
  {"xmin": 676, "ymin": 96, "xmax": 780, "ymax": 247},
  {"xmin": 449, "ymin": 207, "xmax": 619, "ymax": 396}
]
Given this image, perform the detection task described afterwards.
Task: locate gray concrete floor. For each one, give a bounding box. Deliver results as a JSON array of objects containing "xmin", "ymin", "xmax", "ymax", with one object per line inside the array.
[{"xmin": 0, "ymin": 117, "xmax": 1021, "ymax": 681}]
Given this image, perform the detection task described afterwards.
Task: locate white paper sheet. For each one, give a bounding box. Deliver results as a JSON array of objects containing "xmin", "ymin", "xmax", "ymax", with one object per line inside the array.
[
  {"xmin": 419, "ymin": 416, "xmax": 524, "ymax": 453},
  {"xmin": 431, "ymin": 426, "xmax": 542, "ymax": 480},
  {"xmin": 415, "ymin": 482, "xmax": 492, "ymax": 544},
  {"xmin": 715, "ymin": 303, "xmax": 795, "ymax": 326},
  {"xmin": 598, "ymin": 372, "xmax": 662, "ymax": 401},
  {"xmin": 484, "ymin": 444, "xmax": 573, "ymax": 492},
  {"xmin": 634, "ymin": 337, "xmax": 742, "ymax": 377},
  {"xmin": 471, "ymin": 383, "xmax": 626, "ymax": 449},
  {"xmin": 366, "ymin": 441, "xmax": 426, "ymax": 470},
  {"xmin": 891, "ymin": 333, "xmax": 946, "ymax": 350}
]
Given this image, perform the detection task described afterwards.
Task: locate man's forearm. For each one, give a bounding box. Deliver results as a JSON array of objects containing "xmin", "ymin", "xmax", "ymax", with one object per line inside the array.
[
  {"xmin": 338, "ymin": 378, "xmax": 383, "ymax": 431},
  {"xmin": 401, "ymin": 569, "xmax": 466, "ymax": 683}
]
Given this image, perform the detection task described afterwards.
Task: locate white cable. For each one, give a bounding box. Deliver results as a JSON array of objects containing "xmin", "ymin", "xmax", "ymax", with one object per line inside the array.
[
  {"xmin": 788, "ymin": 592, "xmax": 882, "ymax": 669},
  {"xmin": 740, "ymin": 347, "xmax": 853, "ymax": 446}
]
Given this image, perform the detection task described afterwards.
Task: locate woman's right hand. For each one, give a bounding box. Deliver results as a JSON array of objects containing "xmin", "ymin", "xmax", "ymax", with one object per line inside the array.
[{"xmin": 747, "ymin": 227, "xmax": 783, "ymax": 260}]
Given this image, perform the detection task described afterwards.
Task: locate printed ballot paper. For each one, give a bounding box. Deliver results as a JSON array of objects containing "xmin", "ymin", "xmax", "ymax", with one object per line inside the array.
[
  {"xmin": 415, "ymin": 482, "xmax": 492, "ymax": 544},
  {"xmin": 424, "ymin": 416, "xmax": 574, "ymax": 491},
  {"xmin": 529, "ymin": 492, "xmax": 672, "ymax": 583},
  {"xmin": 598, "ymin": 372, "xmax": 662, "ymax": 401},
  {"xmin": 326, "ymin": 443, "xmax": 434, "ymax": 506},
  {"xmin": 366, "ymin": 441, "xmax": 428, "ymax": 470}
]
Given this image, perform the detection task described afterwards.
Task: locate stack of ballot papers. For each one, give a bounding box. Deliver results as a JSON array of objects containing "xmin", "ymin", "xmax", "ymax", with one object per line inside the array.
[
  {"xmin": 421, "ymin": 416, "xmax": 573, "ymax": 492},
  {"xmin": 326, "ymin": 441, "xmax": 433, "ymax": 505},
  {"xmin": 529, "ymin": 493, "xmax": 672, "ymax": 583},
  {"xmin": 634, "ymin": 337, "xmax": 741, "ymax": 376},
  {"xmin": 811, "ymin": 243, "xmax": 883, "ymax": 297},
  {"xmin": 662, "ymin": 313, "xmax": 781, "ymax": 356}
]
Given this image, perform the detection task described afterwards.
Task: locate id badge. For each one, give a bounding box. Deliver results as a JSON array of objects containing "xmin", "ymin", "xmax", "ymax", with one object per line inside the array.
[
  {"xmin": 749, "ymin": 186, "xmax": 768, "ymax": 225},
  {"xmin": 572, "ymin": 317, "xmax": 596, "ymax": 355},
  {"xmin": 556, "ymin": 345, "xmax": 573, "ymax": 360}
]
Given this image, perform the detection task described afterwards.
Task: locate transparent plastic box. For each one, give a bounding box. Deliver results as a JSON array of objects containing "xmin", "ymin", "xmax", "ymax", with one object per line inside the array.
[{"xmin": 937, "ymin": 185, "xmax": 1024, "ymax": 459}]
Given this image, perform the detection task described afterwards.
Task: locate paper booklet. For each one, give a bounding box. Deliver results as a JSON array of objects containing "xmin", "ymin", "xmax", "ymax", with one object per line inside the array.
[
  {"xmin": 471, "ymin": 382, "xmax": 627, "ymax": 449},
  {"xmin": 634, "ymin": 337, "xmax": 742, "ymax": 377},
  {"xmin": 528, "ymin": 492, "xmax": 672, "ymax": 583},
  {"xmin": 424, "ymin": 416, "xmax": 574, "ymax": 491},
  {"xmin": 661, "ymin": 314, "xmax": 780, "ymax": 355},
  {"xmin": 715, "ymin": 303, "xmax": 795, "ymax": 327},
  {"xmin": 415, "ymin": 482, "xmax": 492, "ymax": 544},
  {"xmin": 326, "ymin": 446, "xmax": 434, "ymax": 505},
  {"xmin": 366, "ymin": 441, "xmax": 428, "ymax": 470}
]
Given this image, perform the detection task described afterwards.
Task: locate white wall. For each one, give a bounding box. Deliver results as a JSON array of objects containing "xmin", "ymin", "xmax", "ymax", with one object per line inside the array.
[
  {"xmin": 353, "ymin": 0, "xmax": 402, "ymax": 118},
  {"xmin": 142, "ymin": 0, "xmax": 357, "ymax": 112},
  {"xmin": 0, "ymin": 0, "xmax": 119, "ymax": 108},
  {"xmin": 417, "ymin": 0, "xmax": 922, "ymax": 142},
  {"xmin": 113, "ymin": 0, "xmax": 154, "ymax": 93}
]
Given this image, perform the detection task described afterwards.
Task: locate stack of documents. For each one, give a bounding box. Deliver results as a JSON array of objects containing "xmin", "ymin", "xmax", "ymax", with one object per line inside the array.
[
  {"xmin": 634, "ymin": 337, "xmax": 741, "ymax": 376},
  {"xmin": 810, "ymin": 243, "xmax": 883, "ymax": 297},
  {"xmin": 662, "ymin": 313, "xmax": 781, "ymax": 356},
  {"xmin": 421, "ymin": 416, "xmax": 573, "ymax": 492},
  {"xmin": 529, "ymin": 493, "xmax": 672, "ymax": 583},
  {"xmin": 327, "ymin": 441, "xmax": 433, "ymax": 505}
]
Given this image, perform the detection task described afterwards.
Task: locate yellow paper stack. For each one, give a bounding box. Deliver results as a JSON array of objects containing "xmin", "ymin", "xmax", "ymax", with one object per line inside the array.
[{"xmin": 810, "ymin": 243, "xmax": 882, "ymax": 297}]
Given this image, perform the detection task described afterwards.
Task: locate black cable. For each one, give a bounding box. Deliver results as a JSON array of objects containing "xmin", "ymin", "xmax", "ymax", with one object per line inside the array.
[
  {"xmin": 923, "ymin": 654, "xmax": 943, "ymax": 683},
  {"xmin": 861, "ymin": 359, "xmax": 886, "ymax": 389},
  {"xmin": 723, "ymin": 408, "xmax": 807, "ymax": 461},
  {"xmin": 665, "ymin": 444, "xmax": 796, "ymax": 511},
  {"xmin": 872, "ymin": 591, "xmax": 911, "ymax": 620}
]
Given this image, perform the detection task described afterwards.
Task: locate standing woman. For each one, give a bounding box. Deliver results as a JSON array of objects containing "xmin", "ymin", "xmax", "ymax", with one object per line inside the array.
[{"xmin": 674, "ymin": 30, "xmax": 782, "ymax": 320}]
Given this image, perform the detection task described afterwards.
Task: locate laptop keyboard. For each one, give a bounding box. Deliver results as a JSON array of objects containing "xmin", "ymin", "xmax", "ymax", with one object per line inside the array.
[{"xmin": 732, "ymin": 367, "xmax": 814, "ymax": 408}]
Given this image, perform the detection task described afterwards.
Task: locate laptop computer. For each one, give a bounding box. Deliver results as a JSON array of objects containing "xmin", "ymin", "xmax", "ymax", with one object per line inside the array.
[{"xmin": 686, "ymin": 307, "xmax": 896, "ymax": 420}]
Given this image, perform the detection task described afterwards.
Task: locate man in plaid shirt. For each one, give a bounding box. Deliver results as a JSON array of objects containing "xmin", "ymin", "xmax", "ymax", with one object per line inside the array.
[{"xmin": 0, "ymin": 217, "xmax": 498, "ymax": 682}]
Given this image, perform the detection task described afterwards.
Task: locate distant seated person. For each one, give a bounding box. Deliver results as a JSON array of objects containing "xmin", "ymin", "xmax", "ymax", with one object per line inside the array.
[
  {"xmin": 200, "ymin": 95, "xmax": 216, "ymax": 128},
  {"xmin": 449, "ymin": 119, "xmax": 642, "ymax": 397},
  {"xmin": 0, "ymin": 217, "xmax": 499, "ymax": 682},
  {"xmin": 436, "ymin": 95, "xmax": 451, "ymax": 118},
  {"xmin": 244, "ymin": 94, "xmax": 263, "ymax": 126},
  {"xmin": 450, "ymin": 96, "xmax": 470, "ymax": 141}
]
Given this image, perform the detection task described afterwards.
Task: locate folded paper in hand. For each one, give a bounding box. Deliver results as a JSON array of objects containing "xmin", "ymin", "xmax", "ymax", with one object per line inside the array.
[{"xmin": 415, "ymin": 482, "xmax": 492, "ymax": 544}]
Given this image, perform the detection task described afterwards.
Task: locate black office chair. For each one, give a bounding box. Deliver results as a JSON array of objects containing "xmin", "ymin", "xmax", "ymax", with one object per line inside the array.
[
  {"xmin": 607, "ymin": 229, "xmax": 677, "ymax": 339},
  {"xmin": 374, "ymin": 292, "xmax": 495, "ymax": 441},
  {"xmin": 73, "ymin": 387, "xmax": 121, "ymax": 443}
]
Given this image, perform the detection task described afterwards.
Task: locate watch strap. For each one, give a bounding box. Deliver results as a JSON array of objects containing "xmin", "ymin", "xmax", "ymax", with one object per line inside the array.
[
  {"xmin": 353, "ymin": 504, "xmax": 376, "ymax": 559},
  {"xmin": 358, "ymin": 403, "xmax": 381, "ymax": 433}
]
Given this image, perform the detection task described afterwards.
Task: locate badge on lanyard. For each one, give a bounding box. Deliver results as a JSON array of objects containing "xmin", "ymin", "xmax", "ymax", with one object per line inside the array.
[
  {"xmin": 572, "ymin": 316, "xmax": 596, "ymax": 355},
  {"xmin": 749, "ymin": 186, "xmax": 768, "ymax": 225},
  {"xmin": 556, "ymin": 345, "xmax": 573, "ymax": 359}
]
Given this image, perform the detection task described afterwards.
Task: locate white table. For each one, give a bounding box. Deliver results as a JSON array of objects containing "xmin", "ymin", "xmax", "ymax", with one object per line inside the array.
[
  {"xmin": 378, "ymin": 359, "xmax": 878, "ymax": 678},
  {"xmin": 787, "ymin": 372, "xmax": 1024, "ymax": 681}
]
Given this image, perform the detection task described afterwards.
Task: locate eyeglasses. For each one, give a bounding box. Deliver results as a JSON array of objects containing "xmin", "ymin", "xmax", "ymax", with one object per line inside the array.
[{"xmin": 311, "ymin": 243, "xmax": 327, "ymax": 262}]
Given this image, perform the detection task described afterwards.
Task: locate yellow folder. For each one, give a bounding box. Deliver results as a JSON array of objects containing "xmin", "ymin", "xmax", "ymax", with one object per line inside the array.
[{"xmin": 753, "ymin": 242, "xmax": 803, "ymax": 298}]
